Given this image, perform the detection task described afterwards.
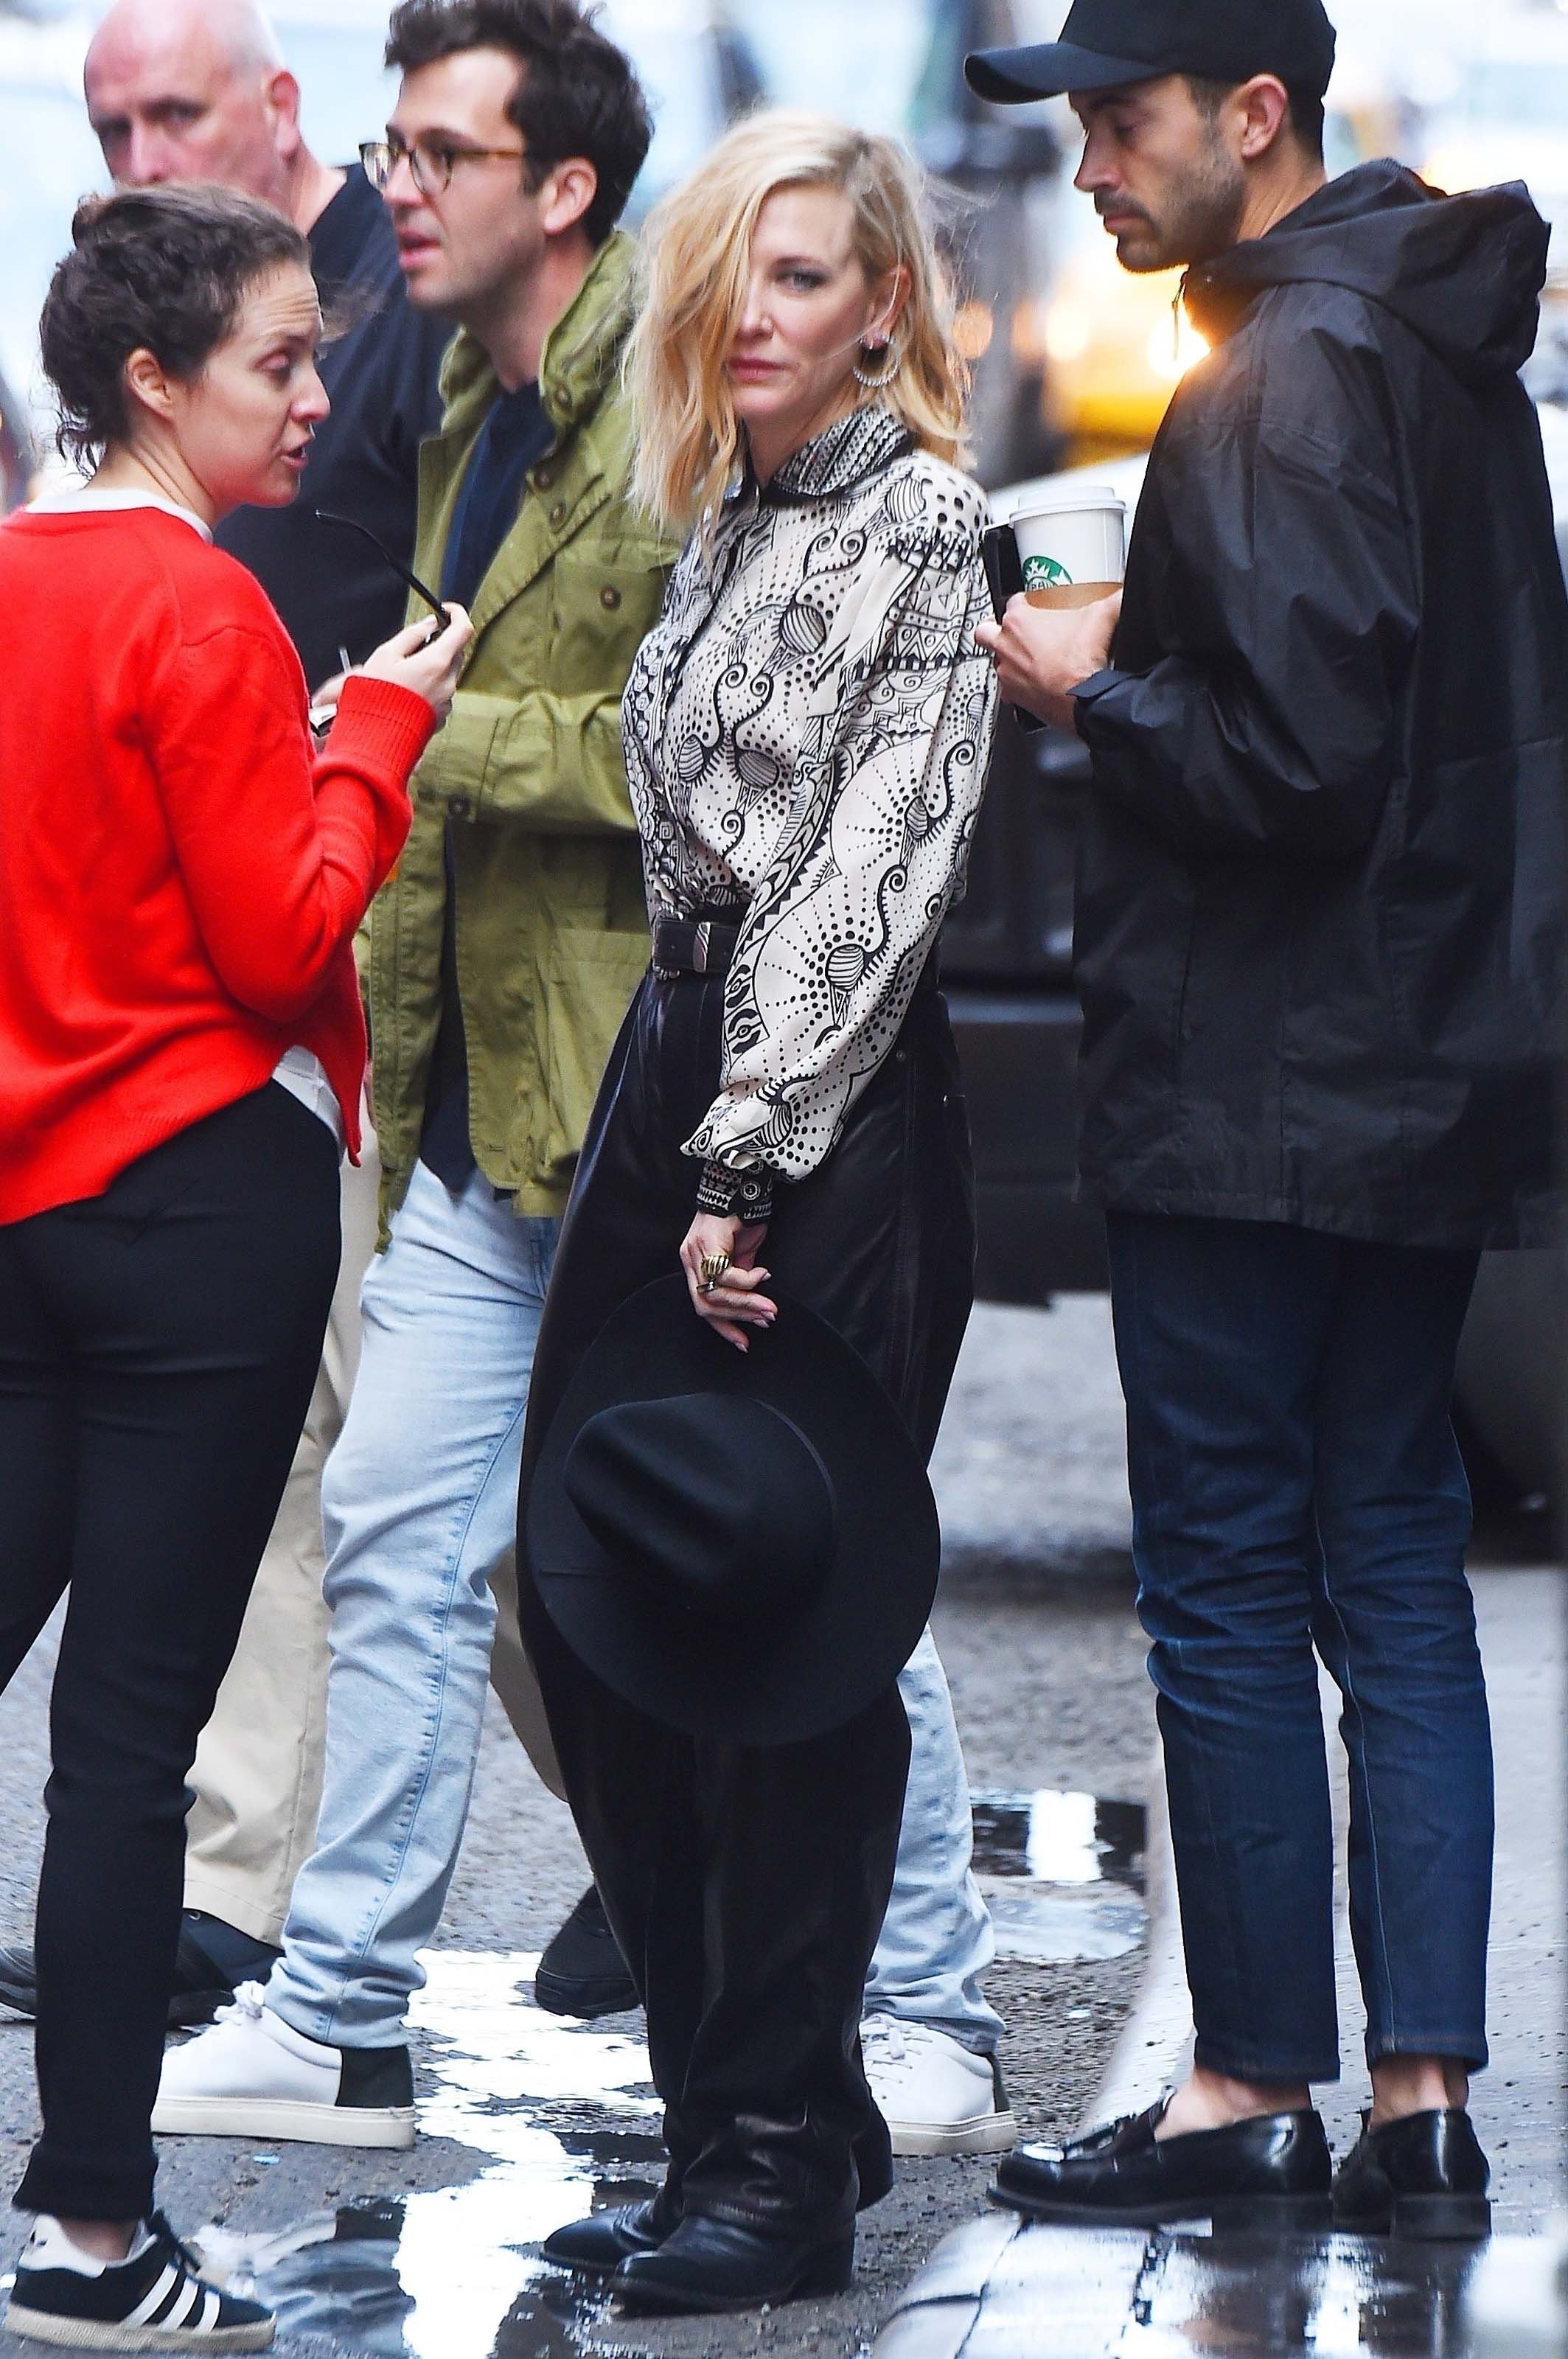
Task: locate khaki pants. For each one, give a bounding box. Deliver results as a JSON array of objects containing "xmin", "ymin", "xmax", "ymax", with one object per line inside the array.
[{"xmin": 183, "ymin": 1130, "xmax": 563, "ymax": 1949}]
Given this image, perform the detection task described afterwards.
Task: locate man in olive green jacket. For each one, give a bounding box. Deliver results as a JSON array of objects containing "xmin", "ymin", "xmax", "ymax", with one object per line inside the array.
[
  {"xmin": 364, "ymin": 227, "xmax": 674, "ymax": 1802},
  {"xmin": 153, "ymin": 0, "xmax": 677, "ymax": 2142},
  {"xmin": 367, "ymin": 252, "xmax": 670, "ymax": 1238}
]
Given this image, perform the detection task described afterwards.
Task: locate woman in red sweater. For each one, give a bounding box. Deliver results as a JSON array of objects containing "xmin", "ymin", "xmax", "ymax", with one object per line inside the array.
[{"xmin": 0, "ymin": 184, "xmax": 470, "ymax": 2351}]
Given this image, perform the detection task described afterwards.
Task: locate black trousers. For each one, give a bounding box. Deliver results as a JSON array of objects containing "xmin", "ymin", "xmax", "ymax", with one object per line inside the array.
[
  {"xmin": 0, "ymin": 1085, "xmax": 341, "ymax": 2220},
  {"xmin": 518, "ymin": 966, "xmax": 975, "ymax": 2234}
]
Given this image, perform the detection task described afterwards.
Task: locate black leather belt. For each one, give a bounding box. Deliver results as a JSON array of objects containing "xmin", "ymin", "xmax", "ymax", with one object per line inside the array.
[{"xmin": 652, "ymin": 914, "xmax": 741, "ymax": 976}]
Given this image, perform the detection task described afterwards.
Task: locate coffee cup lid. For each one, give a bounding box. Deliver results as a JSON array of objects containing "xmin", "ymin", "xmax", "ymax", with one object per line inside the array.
[{"xmin": 1011, "ymin": 482, "xmax": 1125, "ymax": 521}]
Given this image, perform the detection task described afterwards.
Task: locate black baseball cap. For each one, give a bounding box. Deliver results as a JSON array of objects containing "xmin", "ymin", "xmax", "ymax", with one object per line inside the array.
[{"xmin": 966, "ymin": 0, "xmax": 1336, "ymax": 104}]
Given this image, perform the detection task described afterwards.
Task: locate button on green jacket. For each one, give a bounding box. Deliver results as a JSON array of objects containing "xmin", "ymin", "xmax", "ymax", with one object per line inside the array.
[{"xmin": 368, "ymin": 229, "xmax": 679, "ymax": 1236}]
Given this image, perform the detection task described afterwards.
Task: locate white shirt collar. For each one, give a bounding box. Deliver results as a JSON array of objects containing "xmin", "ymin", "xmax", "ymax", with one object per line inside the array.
[{"xmin": 27, "ymin": 488, "xmax": 214, "ymax": 543}]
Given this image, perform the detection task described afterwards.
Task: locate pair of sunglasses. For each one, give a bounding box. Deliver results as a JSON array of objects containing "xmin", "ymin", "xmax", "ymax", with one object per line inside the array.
[{"xmin": 313, "ymin": 509, "xmax": 453, "ymax": 636}]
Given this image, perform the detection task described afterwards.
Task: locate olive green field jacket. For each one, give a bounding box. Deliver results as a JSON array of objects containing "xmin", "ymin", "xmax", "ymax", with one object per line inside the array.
[{"xmin": 368, "ymin": 230, "xmax": 679, "ymax": 1235}]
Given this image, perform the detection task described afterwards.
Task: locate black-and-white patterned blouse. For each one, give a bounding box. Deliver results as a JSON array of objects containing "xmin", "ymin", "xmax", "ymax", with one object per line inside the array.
[{"xmin": 621, "ymin": 405, "xmax": 998, "ymax": 1213}]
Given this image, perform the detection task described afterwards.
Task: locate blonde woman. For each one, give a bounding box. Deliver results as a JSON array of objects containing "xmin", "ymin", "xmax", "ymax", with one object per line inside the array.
[{"xmin": 518, "ymin": 113, "xmax": 998, "ymax": 2316}]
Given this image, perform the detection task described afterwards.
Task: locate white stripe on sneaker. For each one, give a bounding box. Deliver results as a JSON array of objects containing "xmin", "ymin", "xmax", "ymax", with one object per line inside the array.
[
  {"xmin": 125, "ymin": 2264, "xmax": 180, "ymax": 2325},
  {"xmin": 167, "ymin": 2276, "xmax": 204, "ymax": 2328},
  {"xmin": 199, "ymin": 2287, "xmax": 222, "ymax": 2331}
]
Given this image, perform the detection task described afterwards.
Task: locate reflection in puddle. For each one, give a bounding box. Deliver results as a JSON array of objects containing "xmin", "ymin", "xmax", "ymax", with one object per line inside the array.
[
  {"xmin": 972, "ymin": 1790, "xmax": 1148, "ymax": 1963},
  {"xmin": 1127, "ymin": 2229, "xmax": 1483, "ymax": 2356},
  {"xmin": 972, "ymin": 1790, "xmax": 1146, "ymax": 1886},
  {"xmin": 193, "ymin": 1951, "xmax": 661, "ymax": 2359},
  {"xmin": 882, "ymin": 2219, "xmax": 1489, "ymax": 2358},
  {"xmin": 1466, "ymin": 2224, "xmax": 1568, "ymax": 2358}
]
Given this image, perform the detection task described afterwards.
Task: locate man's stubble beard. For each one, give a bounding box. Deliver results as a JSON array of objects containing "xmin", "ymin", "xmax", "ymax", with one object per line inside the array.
[
  {"xmin": 444, "ymin": 223, "xmax": 549, "ymax": 344},
  {"xmin": 1112, "ymin": 133, "xmax": 1247, "ymax": 274},
  {"xmin": 403, "ymin": 248, "xmax": 508, "ymax": 330}
]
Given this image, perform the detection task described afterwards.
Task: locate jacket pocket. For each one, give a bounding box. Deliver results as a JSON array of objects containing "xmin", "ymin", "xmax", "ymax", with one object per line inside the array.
[
  {"xmin": 548, "ymin": 551, "xmax": 671, "ymax": 692},
  {"xmin": 534, "ymin": 927, "xmax": 653, "ymax": 1191}
]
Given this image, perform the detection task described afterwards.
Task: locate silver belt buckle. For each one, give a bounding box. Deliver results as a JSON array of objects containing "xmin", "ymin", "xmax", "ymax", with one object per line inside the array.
[{"xmin": 691, "ymin": 920, "xmax": 712, "ymax": 975}]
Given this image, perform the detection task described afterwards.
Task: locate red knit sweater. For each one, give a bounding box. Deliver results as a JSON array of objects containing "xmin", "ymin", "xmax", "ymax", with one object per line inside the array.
[{"xmin": 0, "ymin": 503, "xmax": 435, "ymax": 1222}]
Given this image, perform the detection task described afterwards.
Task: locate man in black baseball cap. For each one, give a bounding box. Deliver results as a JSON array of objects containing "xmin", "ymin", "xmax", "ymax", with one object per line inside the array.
[
  {"xmin": 966, "ymin": 0, "xmax": 1334, "ymax": 110},
  {"xmin": 969, "ymin": 0, "xmax": 1567, "ymax": 2262},
  {"xmin": 969, "ymin": 0, "xmax": 1334, "ymax": 284}
]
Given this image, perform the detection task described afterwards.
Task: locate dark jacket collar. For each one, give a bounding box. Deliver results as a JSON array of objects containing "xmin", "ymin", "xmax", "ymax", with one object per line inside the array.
[{"xmin": 1182, "ymin": 161, "xmax": 1547, "ymax": 388}]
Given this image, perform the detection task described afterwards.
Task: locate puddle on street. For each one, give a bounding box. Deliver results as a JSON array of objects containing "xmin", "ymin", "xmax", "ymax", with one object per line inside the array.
[
  {"xmin": 972, "ymin": 1789, "xmax": 1149, "ymax": 1963},
  {"xmin": 1124, "ymin": 2229, "xmax": 1484, "ymax": 2356},
  {"xmin": 912, "ymin": 2221, "xmax": 1490, "ymax": 2357},
  {"xmin": 187, "ymin": 1801, "xmax": 1154, "ymax": 2351},
  {"xmin": 972, "ymin": 1789, "xmax": 1146, "ymax": 1886},
  {"xmin": 192, "ymin": 1950, "xmax": 661, "ymax": 2359}
]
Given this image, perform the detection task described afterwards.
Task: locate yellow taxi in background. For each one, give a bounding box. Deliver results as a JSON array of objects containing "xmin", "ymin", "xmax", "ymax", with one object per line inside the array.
[
  {"xmin": 1022, "ymin": 203, "xmax": 1208, "ymax": 464},
  {"xmin": 1031, "ymin": 108, "xmax": 1370, "ymax": 464}
]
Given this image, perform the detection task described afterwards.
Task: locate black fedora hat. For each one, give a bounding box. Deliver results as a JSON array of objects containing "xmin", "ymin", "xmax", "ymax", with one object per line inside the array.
[
  {"xmin": 525, "ymin": 1276, "xmax": 940, "ymax": 1746},
  {"xmin": 966, "ymin": 0, "xmax": 1335, "ymax": 105}
]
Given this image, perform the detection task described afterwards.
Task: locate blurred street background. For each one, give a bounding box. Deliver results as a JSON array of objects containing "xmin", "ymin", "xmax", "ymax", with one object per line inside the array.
[{"xmin": 3, "ymin": 0, "xmax": 1568, "ymax": 495}]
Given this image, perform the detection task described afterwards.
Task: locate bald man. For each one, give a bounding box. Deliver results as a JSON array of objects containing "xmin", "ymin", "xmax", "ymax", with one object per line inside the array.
[
  {"xmin": 85, "ymin": 0, "xmax": 340, "ymax": 229},
  {"xmin": 83, "ymin": 0, "xmax": 450, "ymax": 683},
  {"xmin": 0, "ymin": 0, "xmax": 459, "ymax": 2028}
]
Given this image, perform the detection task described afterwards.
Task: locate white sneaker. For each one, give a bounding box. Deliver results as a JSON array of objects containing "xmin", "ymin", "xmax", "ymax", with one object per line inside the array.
[
  {"xmin": 860, "ymin": 2015, "xmax": 1018, "ymax": 2158},
  {"xmin": 151, "ymin": 1982, "xmax": 415, "ymax": 2150}
]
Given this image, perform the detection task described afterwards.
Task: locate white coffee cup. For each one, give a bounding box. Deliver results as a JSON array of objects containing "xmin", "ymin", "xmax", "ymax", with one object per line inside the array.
[{"xmin": 1010, "ymin": 484, "xmax": 1126, "ymax": 610}]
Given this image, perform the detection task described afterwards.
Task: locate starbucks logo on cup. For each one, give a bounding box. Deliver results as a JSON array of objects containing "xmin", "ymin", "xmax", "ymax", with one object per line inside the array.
[{"xmin": 1009, "ymin": 487, "xmax": 1127, "ymax": 609}]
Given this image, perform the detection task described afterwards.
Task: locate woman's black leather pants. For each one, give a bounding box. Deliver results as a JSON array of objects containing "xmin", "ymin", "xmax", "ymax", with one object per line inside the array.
[{"xmin": 517, "ymin": 961, "xmax": 976, "ymax": 2237}]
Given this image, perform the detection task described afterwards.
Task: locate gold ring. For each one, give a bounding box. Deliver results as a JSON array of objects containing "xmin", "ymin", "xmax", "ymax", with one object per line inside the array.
[{"xmin": 698, "ymin": 1250, "xmax": 733, "ymax": 1292}]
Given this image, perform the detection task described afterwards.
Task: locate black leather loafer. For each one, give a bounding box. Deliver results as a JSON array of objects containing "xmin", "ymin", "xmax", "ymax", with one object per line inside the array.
[
  {"xmin": 1333, "ymin": 2108, "xmax": 1491, "ymax": 2241},
  {"xmin": 613, "ymin": 2215, "xmax": 854, "ymax": 2316},
  {"xmin": 541, "ymin": 2200, "xmax": 673, "ymax": 2276},
  {"xmin": 534, "ymin": 1886, "xmax": 639, "ymax": 2020},
  {"xmin": 992, "ymin": 2101, "xmax": 1334, "ymax": 2231}
]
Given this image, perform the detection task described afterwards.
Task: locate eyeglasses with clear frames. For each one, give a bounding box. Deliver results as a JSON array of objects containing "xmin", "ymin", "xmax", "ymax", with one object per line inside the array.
[{"xmin": 360, "ymin": 132, "xmax": 528, "ymax": 197}]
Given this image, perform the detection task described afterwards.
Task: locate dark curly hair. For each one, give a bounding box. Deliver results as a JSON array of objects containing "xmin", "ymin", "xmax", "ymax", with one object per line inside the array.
[
  {"xmin": 40, "ymin": 184, "xmax": 310, "ymax": 469},
  {"xmin": 385, "ymin": 0, "xmax": 652, "ymax": 247}
]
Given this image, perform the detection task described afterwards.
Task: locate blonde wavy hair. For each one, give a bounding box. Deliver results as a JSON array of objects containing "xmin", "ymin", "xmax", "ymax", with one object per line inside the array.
[{"xmin": 627, "ymin": 110, "xmax": 966, "ymax": 530}]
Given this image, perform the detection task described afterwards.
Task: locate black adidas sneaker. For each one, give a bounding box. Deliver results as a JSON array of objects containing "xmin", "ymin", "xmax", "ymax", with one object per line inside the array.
[{"xmin": 7, "ymin": 2212, "xmax": 274, "ymax": 2351}]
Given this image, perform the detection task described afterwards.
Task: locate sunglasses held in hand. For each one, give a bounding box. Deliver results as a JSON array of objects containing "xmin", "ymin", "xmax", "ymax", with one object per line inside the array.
[
  {"xmin": 306, "ymin": 515, "xmax": 456, "ymax": 734},
  {"xmin": 312, "ymin": 509, "xmax": 454, "ymax": 637}
]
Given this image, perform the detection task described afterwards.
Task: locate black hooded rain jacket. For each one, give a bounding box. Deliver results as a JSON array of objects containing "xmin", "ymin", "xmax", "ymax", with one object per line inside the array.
[{"xmin": 1072, "ymin": 161, "xmax": 1567, "ymax": 1250}]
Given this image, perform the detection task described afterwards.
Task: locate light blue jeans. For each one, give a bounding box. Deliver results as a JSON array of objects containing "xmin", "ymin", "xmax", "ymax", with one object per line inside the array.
[
  {"xmin": 871, "ymin": 1628, "xmax": 1003, "ymax": 2055},
  {"xmin": 268, "ymin": 1160, "xmax": 1000, "ymax": 2052}
]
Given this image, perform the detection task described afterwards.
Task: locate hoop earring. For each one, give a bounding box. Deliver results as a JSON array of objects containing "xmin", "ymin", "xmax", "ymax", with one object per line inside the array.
[{"xmin": 853, "ymin": 336, "xmax": 900, "ymax": 389}]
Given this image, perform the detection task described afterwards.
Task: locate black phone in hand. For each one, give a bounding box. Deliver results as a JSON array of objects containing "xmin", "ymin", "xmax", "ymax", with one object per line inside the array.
[{"xmin": 980, "ymin": 523, "xmax": 1045, "ymax": 736}]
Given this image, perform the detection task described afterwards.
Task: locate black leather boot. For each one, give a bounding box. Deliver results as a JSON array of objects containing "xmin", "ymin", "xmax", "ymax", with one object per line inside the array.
[
  {"xmin": 1333, "ymin": 2108, "xmax": 1491, "ymax": 2240},
  {"xmin": 541, "ymin": 2195, "xmax": 676, "ymax": 2277},
  {"xmin": 613, "ymin": 2215, "xmax": 854, "ymax": 2315},
  {"xmin": 992, "ymin": 2100, "xmax": 1334, "ymax": 2230}
]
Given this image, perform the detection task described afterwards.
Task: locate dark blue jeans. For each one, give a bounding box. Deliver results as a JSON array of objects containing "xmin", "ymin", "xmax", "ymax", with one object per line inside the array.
[{"xmin": 1105, "ymin": 1213, "xmax": 1492, "ymax": 2084}]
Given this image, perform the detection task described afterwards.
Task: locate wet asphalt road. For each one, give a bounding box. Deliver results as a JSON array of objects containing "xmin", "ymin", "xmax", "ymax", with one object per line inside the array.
[{"xmin": 0, "ymin": 1297, "xmax": 1557, "ymax": 2359}]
